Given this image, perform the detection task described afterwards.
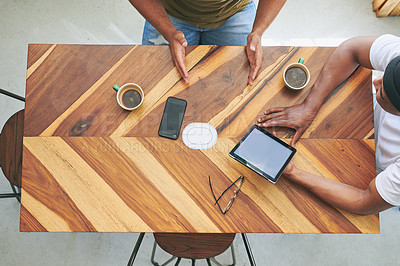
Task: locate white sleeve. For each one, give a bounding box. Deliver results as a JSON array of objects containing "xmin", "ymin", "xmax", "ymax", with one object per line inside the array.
[
  {"xmin": 369, "ymin": 34, "xmax": 400, "ymax": 72},
  {"xmin": 375, "ymin": 160, "xmax": 400, "ymax": 206}
]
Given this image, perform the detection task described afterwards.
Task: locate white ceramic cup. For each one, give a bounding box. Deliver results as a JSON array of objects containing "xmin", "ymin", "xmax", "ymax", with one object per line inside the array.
[
  {"xmin": 113, "ymin": 83, "xmax": 144, "ymax": 111},
  {"xmin": 283, "ymin": 58, "xmax": 311, "ymax": 90}
]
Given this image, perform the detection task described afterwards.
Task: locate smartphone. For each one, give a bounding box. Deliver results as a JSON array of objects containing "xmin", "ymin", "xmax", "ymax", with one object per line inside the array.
[{"xmin": 158, "ymin": 97, "xmax": 187, "ymax": 140}]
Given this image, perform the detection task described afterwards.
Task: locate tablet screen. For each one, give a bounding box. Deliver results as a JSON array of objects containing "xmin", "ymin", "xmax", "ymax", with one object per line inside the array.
[{"xmin": 229, "ymin": 125, "xmax": 296, "ymax": 183}]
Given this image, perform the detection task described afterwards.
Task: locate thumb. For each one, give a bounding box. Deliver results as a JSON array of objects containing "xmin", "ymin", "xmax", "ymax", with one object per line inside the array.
[
  {"xmin": 248, "ymin": 35, "xmax": 258, "ymax": 52},
  {"xmin": 290, "ymin": 131, "xmax": 301, "ymax": 147},
  {"xmin": 177, "ymin": 32, "xmax": 187, "ymax": 47},
  {"xmin": 181, "ymin": 38, "xmax": 187, "ymax": 47}
]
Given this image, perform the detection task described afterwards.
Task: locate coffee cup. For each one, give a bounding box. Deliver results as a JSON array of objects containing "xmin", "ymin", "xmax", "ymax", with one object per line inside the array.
[
  {"xmin": 113, "ymin": 83, "xmax": 144, "ymax": 111},
  {"xmin": 283, "ymin": 58, "xmax": 310, "ymax": 90}
]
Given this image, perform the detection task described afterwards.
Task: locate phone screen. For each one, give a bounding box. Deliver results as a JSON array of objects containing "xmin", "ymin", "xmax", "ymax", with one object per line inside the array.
[{"xmin": 158, "ymin": 97, "xmax": 187, "ymax": 140}]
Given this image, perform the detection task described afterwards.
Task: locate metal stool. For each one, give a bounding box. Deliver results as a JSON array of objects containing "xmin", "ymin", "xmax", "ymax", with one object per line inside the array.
[
  {"xmin": 127, "ymin": 233, "xmax": 256, "ymax": 266},
  {"xmin": 151, "ymin": 233, "xmax": 236, "ymax": 266},
  {"xmin": 0, "ymin": 88, "xmax": 25, "ymax": 202}
]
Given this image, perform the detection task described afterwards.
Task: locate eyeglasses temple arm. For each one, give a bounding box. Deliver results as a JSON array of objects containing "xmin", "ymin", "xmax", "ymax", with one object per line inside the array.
[{"xmin": 216, "ymin": 176, "xmax": 244, "ymax": 203}]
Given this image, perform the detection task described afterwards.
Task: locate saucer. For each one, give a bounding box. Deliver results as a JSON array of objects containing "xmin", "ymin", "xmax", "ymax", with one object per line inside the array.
[{"xmin": 182, "ymin": 123, "xmax": 218, "ymax": 150}]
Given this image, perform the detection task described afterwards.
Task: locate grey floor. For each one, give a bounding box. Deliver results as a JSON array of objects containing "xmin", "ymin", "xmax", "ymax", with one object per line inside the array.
[{"xmin": 1, "ymin": 1, "xmax": 400, "ymax": 265}]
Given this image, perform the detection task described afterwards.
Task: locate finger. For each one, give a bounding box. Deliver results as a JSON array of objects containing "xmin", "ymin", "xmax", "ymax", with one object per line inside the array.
[
  {"xmin": 264, "ymin": 107, "xmax": 286, "ymax": 115},
  {"xmin": 257, "ymin": 112, "xmax": 285, "ymax": 123},
  {"xmin": 247, "ymin": 55, "xmax": 256, "ymax": 85},
  {"xmin": 248, "ymin": 69, "xmax": 257, "ymax": 86},
  {"xmin": 258, "ymin": 119, "xmax": 288, "ymax": 128},
  {"xmin": 173, "ymin": 48, "xmax": 189, "ymax": 84},
  {"xmin": 248, "ymin": 58, "xmax": 262, "ymax": 85},
  {"xmin": 248, "ymin": 77, "xmax": 254, "ymax": 86},
  {"xmin": 173, "ymin": 56, "xmax": 189, "ymax": 84},
  {"xmin": 174, "ymin": 62, "xmax": 189, "ymax": 84},
  {"xmin": 290, "ymin": 131, "xmax": 302, "ymax": 146},
  {"xmin": 178, "ymin": 59, "xmax": 189, "ymax": 83},
  {"xmin": 249, "ymin": 56, "xmax": 262, "ymax": 77},
  {"xmin": 249, "ymin": 53, "xmax": 263, "ymax": 85}
]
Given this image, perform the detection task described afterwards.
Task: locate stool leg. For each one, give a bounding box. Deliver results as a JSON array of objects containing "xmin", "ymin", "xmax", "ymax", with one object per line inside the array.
[
  {"xmin": 151, "ymin": 239, "xmax": 177, "ymax": 266},
  {"xmin": 17, "ymin": 186, "xmax": 21, "ymax": 202},
  {"xmin": 0, "ymin": 193, "xmax": 20, "ymax": 199},
  {"xmin": 210, "ymin": 257, "xmax": 222, "ymax": 266},
  {"xmin": 151, "ymin": 239, "xmax": 159, "ymax": 265},
  {"xmin": 174, "ymin": 257, "xmax": 181, "ymax": 266},
  {"xmin": 229, "ymin": 244, "xmax": 236, "ymax": 266},
  {"xmin": 10, "ymin": 182, "xmax": 21, "ymax": 203},
  {"xmin": 210, "ymin": 244, "xmax": 235, "ymax": 266},
  {"xmin": 163, "ymin": 257, "xmax": 177, "ymax": 266},
  {"xmin": 241, "ymin": 233, "xmax": 256, "ymax": 266},
  {"xmin": 127, "ymin": 233, "xmax": 145, "ymax": 266},
  {"xmin": 0, "ymin": 182, "xmax": 21, "ymax": 202},
  {"xmin": 0, "ymin": 88, "xmax": 25, "ymax": 102}
]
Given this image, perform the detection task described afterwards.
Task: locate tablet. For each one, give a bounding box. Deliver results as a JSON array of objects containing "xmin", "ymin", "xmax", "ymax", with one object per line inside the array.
[{"xmin": 229, "ymin": 125, "xmax": 296, "ymax": 183}]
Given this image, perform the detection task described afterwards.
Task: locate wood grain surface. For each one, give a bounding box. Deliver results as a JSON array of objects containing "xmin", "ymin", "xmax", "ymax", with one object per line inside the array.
[
  {"xmin": 21, "ymin": 136, "xmax": 378, "ymax": 233},
  {"xmin": 21, "ymin": 44, "xmax": 377, "ymax": 233},
  {"xmin": 0, "ymin": 110, "xmax": 24, "ymax": 187}
]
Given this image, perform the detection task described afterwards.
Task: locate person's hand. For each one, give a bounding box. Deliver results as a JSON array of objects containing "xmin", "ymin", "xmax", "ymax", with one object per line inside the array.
[
  {"xmin": 270, "ymin": 132, "xmax": 296, "ymax": 179},
  {"xmin": 246, "ymin": 32, "xmax": 263, "ymax": 86},
  {"xmin": 257, "ymin": 103, "xmax": 318, "ymax": 146},
  {"xmin": 283, "ymin": 161, "xmax": 295, "ymax": 176},
  {"xmin": 169, "ymin": 30, "xmax": 189, "ymax": 84}
]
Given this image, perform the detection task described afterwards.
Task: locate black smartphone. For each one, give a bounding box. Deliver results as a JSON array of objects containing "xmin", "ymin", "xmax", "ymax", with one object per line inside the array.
[{"xmin": 158, "ymin": 97, "xmax": 187, "ymax": 140}]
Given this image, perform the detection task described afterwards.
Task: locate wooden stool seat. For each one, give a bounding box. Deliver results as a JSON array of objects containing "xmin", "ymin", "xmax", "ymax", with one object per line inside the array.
[
  {"xmin": 0, "ymin": 110, "xmax": 24, "ymax": 187},
  {"xmin": 154, "ymin": 233, "xmax": 235, "ymax": 259},
  {"xmin": 128, "ymin": 233, "xmax": 256, "ymax": 265}
]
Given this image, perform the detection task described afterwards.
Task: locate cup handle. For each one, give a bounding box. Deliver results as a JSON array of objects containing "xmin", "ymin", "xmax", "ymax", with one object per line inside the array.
[
  {"xmin": 298, "ymin": 58, "xmax": 305, "ymax": 64},
  {"xmin": 113, "ymin": 84, "xmax": 120, "ymax": 92}
]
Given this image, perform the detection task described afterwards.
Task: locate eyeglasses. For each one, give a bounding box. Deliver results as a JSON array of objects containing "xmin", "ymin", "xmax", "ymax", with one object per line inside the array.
[{"xmin": 208, "ymin": 175, "xmax": 244, "ymax": 214}]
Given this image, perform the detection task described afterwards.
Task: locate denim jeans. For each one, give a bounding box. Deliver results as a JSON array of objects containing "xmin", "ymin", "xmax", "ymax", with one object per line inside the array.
[{"xmin": 142, "ymin": 0, "xmax": 256, "ymax": 46}]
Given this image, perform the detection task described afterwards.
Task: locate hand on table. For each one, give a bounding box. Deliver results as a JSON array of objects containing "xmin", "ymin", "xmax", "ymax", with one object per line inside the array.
[
  {"xmin": 283, "ymin": 160, "xmax": 295, "ymax": 175},
  {"xmin": 257, "ymin": 103, "xmax": 318, "ymax": 146},
  {"xmin": 246, "ymin": 32, "xmax": 264, "ymax": 86},
  {"xmin": 269, "ymin": 132, "xmax": 296, "ymax": 180},
  {"xmin": 169, "ymin": 30, "xmax": 189, "ymax": 84}
]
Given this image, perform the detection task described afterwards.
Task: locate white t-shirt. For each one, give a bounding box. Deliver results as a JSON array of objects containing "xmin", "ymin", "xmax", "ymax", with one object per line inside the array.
[{"xmin": 370, "ymin": 34, "xmax": 400, "ymax": 206}]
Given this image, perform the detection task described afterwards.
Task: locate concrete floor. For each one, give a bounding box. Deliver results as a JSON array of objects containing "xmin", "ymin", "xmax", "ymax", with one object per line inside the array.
[{"xmin": 1, "ymin": 0, "xmax": 400, "ymax": 265}]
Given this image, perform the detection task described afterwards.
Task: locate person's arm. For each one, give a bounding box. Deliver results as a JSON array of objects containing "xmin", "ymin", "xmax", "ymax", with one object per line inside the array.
[
  {"xmin": 284, "ymin": 163, "xmax": 393, "ymax": 215},
  {"xmin": 258, "ymin": 36, "xmax": 378, "ymax": 145},
  {"xmin": 246, "ymin": 0, "xmax": 286, "ymax": 85},
  {"xmin": 128, "ymin": 0, "xmax": 189, "ymax": 83}
]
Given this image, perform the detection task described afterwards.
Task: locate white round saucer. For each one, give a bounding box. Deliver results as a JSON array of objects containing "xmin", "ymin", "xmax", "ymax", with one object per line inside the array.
[{"xmin": 182, "ymin": 123, "xmax": 218, "ymax": 150}]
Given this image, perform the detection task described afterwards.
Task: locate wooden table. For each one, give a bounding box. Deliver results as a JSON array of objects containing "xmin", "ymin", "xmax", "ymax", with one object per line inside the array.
[{"xmin": 21, "ymin": 44, "xmax": 378, "ymax": 233}]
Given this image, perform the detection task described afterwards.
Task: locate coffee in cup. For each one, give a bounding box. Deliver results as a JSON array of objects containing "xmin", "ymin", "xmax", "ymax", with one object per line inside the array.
[
  {"xmin": 113, "ymin": 83, "xmax": 144, "ymax": 110},
  {"xmin": 283, "ymin": 58, "xmax": 310, "ymax": 90}
]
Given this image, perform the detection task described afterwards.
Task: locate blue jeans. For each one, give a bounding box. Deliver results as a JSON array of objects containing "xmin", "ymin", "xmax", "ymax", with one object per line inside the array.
[{"xmin": 142, "ymin": 0, "xmax": 256, "ymax": 46}]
